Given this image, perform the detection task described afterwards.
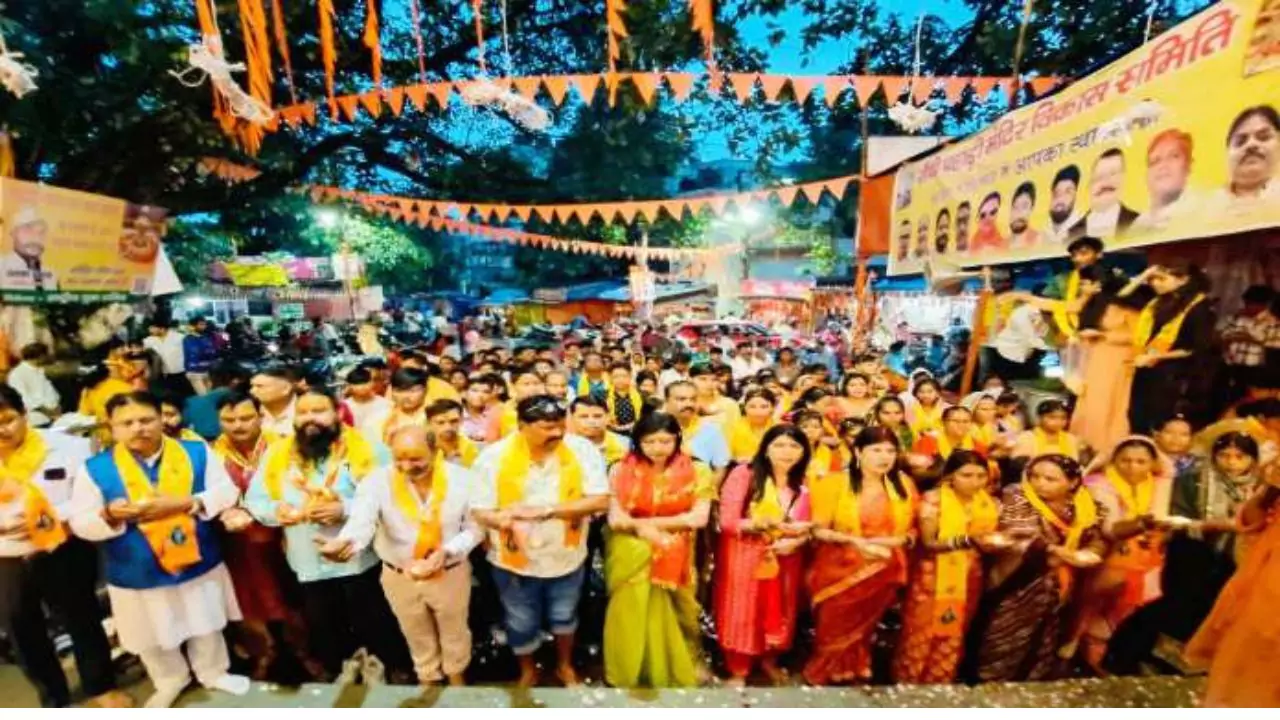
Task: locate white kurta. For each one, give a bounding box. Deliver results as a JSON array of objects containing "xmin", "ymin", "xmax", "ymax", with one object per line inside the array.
[{"xmin": 67, "ymin": 447, "xmax": 243, "ymax": 653}]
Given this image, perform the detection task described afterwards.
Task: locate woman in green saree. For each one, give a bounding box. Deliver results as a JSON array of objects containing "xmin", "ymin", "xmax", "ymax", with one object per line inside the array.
[{"xmin": 604, "ymin": 411, "xmax": 715, "ymax": 687}]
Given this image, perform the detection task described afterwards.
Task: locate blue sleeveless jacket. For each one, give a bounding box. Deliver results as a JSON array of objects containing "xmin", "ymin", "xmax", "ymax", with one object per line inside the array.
[{"xmin": 84, "ymin": 440, "xmax": 223, "ymax": 589}]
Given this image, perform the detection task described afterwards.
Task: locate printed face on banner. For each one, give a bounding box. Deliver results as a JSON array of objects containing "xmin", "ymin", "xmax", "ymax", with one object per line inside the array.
[
  {"xmin": 888, "ymin": 0, "xmax": 1280, "ymax": 275},
  {"xmin": 0, "ymin": 179, "xmax": 161, "ymax": 302}
]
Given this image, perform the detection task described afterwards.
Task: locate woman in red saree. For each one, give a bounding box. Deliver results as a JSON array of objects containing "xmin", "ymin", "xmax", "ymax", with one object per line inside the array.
[
  {"xmin": 804, "ymin": 426, "xmax": 918, "ymax": 685},
  {"xmin": 713, "ymin": 424, "xmax": 813, "ymax": 685},
  {"xmin": 1186, "ymin": 463, "xmax": 1280, "ymax": 707},
  {"xmin": 893, "ymin": 450, "xmax": 1007, "ymax": 684}
]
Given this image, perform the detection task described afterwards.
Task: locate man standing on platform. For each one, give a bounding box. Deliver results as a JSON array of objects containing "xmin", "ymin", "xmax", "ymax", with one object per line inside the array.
[
  {"xmin": 471, "ymin": 395, "xmax": 609, "ymax": 687},
  {"xmin": 66, "ymin": 391, "xmax": 249, "ymax": 708},
  {"xmin": 318, "ymin": 426, "xmax": 480, "ymax": 686},
  {"xmin": 0, "ymin": 385, "xmax": 130, "ymax": 707},
  {"xmin": 425, "ymin": 399, "xmax": 480, "ymax": 468},
  {"xmin": 245, "ymin": 388, "xmax": 413, "ymax": 684}
]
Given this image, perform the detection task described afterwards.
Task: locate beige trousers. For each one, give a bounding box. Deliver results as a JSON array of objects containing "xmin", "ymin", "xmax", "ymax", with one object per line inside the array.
[{"xmin": 380, "ymin": 561, "xmax": 472, "ymax": 683}]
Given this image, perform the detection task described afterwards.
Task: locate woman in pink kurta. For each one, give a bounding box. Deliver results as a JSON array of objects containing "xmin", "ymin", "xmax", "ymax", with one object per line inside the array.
[{"xmin": 713, "ymin": 425, "xmax": 813, "ymax": 685}]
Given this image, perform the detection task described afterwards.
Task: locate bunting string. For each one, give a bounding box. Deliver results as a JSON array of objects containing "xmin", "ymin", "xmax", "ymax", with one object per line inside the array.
[{"xmin": 689, "ymin": 0, "xmax": 716, "ymax": 76}]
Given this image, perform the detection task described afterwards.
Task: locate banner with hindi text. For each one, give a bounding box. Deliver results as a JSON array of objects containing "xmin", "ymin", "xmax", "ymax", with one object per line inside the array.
[{"xmin": 888, "ymin": 0, "xmax": 1280, "ymax": 275}]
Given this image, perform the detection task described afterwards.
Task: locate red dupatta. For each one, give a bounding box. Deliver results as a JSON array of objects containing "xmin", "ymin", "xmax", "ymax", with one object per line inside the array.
[{"xmin": 614, "ymin": 453, "xmax": 699, "ymax": 588}]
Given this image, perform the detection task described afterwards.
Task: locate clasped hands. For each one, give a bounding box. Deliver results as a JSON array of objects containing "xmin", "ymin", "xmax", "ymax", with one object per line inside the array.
[
  {"xmin": 275, "ymin": 499, "xmax": 345, "ymax": 527},
  {"xmin": 103, "ymin": 496, "xmax": 198, "ymax": 526}
]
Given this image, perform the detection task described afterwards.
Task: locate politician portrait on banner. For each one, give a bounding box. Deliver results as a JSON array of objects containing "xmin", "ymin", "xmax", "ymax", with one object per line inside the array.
[{"xmin": 888, "ymin": 0, "xmax": 1280, "ymax": 275}]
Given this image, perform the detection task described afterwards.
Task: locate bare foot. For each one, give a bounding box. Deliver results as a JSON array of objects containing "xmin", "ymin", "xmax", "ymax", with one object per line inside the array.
[
  {"xmin": 556, "ymin": 665, "xmax": 580, "ymax": 688},
  {"xmin": 516, "ymin": 668, "xmax": 538, "ymax": 688},
  {"xmin": 761, "ymin": 659, "xmax": 788, "ymax": 685}
]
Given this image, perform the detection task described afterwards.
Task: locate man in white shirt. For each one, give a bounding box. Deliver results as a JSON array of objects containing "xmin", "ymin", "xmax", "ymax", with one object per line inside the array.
[
  {"xmin": 250, "ymin": 365, "xmax": 298, "ymax": 437},
  {"xmin": 143, "ymin": 318, "xmax": 190, "ymax": 398},
  {"xmin": 66, "ymin": 390, "xmax": 248, "ymax": 708},
  {"xmin": 657, "ymin": 351, "xmax": 692, "ymax": 396},
  {"xmin": 0, "ymin": 385, "xmax": 129, "ymax": 707},
  {"xmin": 319, "ymin": 425, "xmax": 480, "ymax": 686},
  {"xmin": 728, "ymin": 342, "xmax": 768, "ymax": 381},
  {"xmin": 984, "ymin": 303, "xmax": 1050, "ymax": 381},
  {"xmin": 343, "ymin": 366, "xmax": 390, "ymax": 431},
  {"xmin": 471, "ymin": 395, "xmax": 609, "ymax": 687},
  {"xmin": 5, "ymin": 343, "xmax": 60, "ymax": 427}
]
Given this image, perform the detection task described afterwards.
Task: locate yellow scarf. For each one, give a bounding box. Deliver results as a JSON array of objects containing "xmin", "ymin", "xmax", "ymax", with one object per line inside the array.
[
  {"xmin": 1134, "ymin": 293, "xmax": 1205, "ymax": 355},
  {"xmin": 972, "ymin": 422, "xmax": 998, "ymax": 447},
  {"xmin": 576, "ymin": 373, "xmax": 610, "ymax": 398},
  {"xmin": 0, "ymin": 430, "xmax": 67, "ymax": 552},
  {"xmin": 749, "ymin": 478, "xmax": 788, "ymax": 578},
  {"xmin": 605, "ymin": 387, "xmax": 643, "ymax": 424},
  {"xmin": 909, "ymin": 403, "xmax": 945, "ymax": 437},
  {"xmin": 1020, "ymin": 480, "xmax": 1097, "ymax": 552},
  {"xmin": 729, "ymin": 418, "xmax": 774, "ymax": 462},
  {"xmin": 114, "ymin": 437, "xmax": 201, "ymax": 575},
  {"xmin": 382, "ymin": 406, "xmax": 427, "ymax": 445},
  {"xmin": 498, "ymin": 401, "xmax": 518, "ymax": 438},
  {"xmin": 262, "ymin": 427, "xmax": 378, "ymax": 502},
  {"xmin": 1033, "ymin": 428, "xmax": 1077, "ymax": 459},
  {"xmin": 598, "ymin": 432, "xmax": 628, "ymax": 466},
  {"xmin": 935, "ymin": 431, "xmax": 975, "ymax": 460},
  {"xmin": 495, "ymin": 435, "xmax": 584, "ymax": 569},
  {"xmin": 443, "ymin": 435, "xmax": 480, "ymax": 468},
  {"xmin": 212, "ymin": 431, "xmax": 276, "ymax": 473},
  {"xmin": 1052, "ymin": 270, "xmax": 1080, "ymax": 337},
  {"xmin": 390, "ymin": 455, "xmax": 447, "ymax": 560},
  {"xmin": 934, "ymin": 483, "xmax": 999, "ymax": 636},
  {"xmin": 833, "ymin": 474, "xmax": 914, "ymax": 538},
  {"xmin": 1104, "ymin": 465, "xmax": 1154, "ymax": 520},
  {"xmin": 810, "ymin": 444, "xmax": 834, "ymax": 484}
]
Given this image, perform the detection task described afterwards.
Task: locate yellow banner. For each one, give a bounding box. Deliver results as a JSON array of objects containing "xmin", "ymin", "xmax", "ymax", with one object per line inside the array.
[
  {"xmin": 888, "ymin": 0, "xmax": 1279, "ymax": 276},
  {"xmin": 0, "ymin": 178, "xmax": 163, "ymax": 301}
]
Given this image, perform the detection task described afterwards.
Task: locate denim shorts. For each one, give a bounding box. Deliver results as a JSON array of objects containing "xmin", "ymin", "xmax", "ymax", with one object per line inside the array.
[{"xmin": 490, "ymin": 564, "xmax": 586, "ymax": 656}]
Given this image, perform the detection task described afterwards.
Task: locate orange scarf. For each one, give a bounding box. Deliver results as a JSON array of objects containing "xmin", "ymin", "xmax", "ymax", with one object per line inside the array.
[
  {"xmin": 114, "ymin": 438, "xmax": 201, "ymax": 575},
  {"xmin": 390, "ymin": 455, "xmax": 448, "ymax": 560},
  {"xmin": 614, "ymin": 454, "xmax": 698, "ymax": 588},
  {"xmin": 0, "ymin": 429, "xmax": 67, "ymax": 552}
]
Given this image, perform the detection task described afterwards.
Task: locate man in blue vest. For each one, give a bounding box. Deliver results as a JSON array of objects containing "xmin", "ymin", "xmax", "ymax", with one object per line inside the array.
[{"xmin": 67, "ymin": 391, "xmax": 248, "ymax": 708}]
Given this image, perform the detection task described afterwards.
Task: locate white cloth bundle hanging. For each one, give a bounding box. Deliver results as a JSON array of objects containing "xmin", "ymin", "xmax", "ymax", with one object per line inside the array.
[
  {"xmin": 170, "ymin": 35, "xmax": 274, "ymax": 125},
  {"xmin": 0, "ymin": 32, "xmax": 38, "ymax": 98}
]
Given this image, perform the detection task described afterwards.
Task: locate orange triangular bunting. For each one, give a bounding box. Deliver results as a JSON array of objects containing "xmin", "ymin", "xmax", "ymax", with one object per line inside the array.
[
  {"xmin": 824, "ymin": 176, "xmax": 854, "ymax": 200},
  {"xmin": 798, "ymin": 182, "xmax": 822, "ymax": 204},
  {"xmin": 1029, "ymin": 76, "xmax": 1057, "ymax": 98},
  {"xmin": 530, "ymin": 206, "xmax": 554, "ymax": 223},
  {"xmin": 405, "ymin": 84, "xmax": 429, "ymax": 110},
  {"xmin": 631, "ymin": 73, "xmax": 658, "ymax": 106},
  {"xmin": 637, "ymin": 202, "xmax": 664, "ymax": 223},
  {"xmin": 571, "ymin": 74, "xmax": 602, "ymax": 103},
  {"xmin": 359, "ymin": 91, "xmax": 382, "ymax": 117},
  {"xmin": 472, "ymin": 205, "xmax": 494, "ymax": 223},
  {"xmin": 970, "ymin": 77, "xmax": 998, "ymax": 101},
  {"xmin": 705, "ymin": 195, "xmax": 730, "ymax": 216},
  {"xmin": 821, "ymin": 76, "xmax": 848, "ymax": 107},
  {"xmin": 616, "ymin": 204, "xmax": 640, "ymax": 224},
  {"xmin": 943, "ymin": 77, "xmax": 967, "ymax": 104},
  {"xmin": 279, "ymin": 106, "xmax": 305, "ymax": 128},
  {"xmin": 789, "ymin": 76, "xmax": 818, "ymax": 104},
  {"xmin": 543, "ymin": 76, "xmax": 570, "ymax": 106},
  {"xmin": 728, "ymin": 73, "xmax": 758, "ymax": 103},
  {"xmin": 851, "ymin": 76, "xmax": 880, "ymax": 107},
  {"xmin": 660, "ymin": 200, "xmax": 685, "ymax": 221},
  {"xmin": 759, "ymin": 74, "xmax": 788, "ymax": 101},
  {"xmin": 514, "ymin": 76, "xmax": 542, "ymax": 101},
  {"xmin": 510, "ymin": 206, "xmax": 532, "ymax": 222},
  {"xmin": 911, "ymin": 80, "xmax": 934, "ymax": 104},
  {"xmin": 881, "ymin": 76, "xmax": 909, "ymax": 104},
  {"xmin": 664, "ymin": 72, "xmax": 696, "ymax": 101},
  {"xmin": 386, "ymin": 87, "xmax": 406, "ymax": 116},
  {"xmin": 775, "ymin": 185, "xmax": 800, "ymax": 206},
  {"xmin": 428, "ymin": 82, "xmax": 452, "ymax": 108},
  {"xmin": 301, "ymin": 104, "xmax": 317, "ymax": 126},
  {"xmin": 337, "ymin": 95, "xmax": 361, "ymax": 121},
  {"xmin": 992, "ymin": 78, "xmax": 1012, "ymax": 103}
]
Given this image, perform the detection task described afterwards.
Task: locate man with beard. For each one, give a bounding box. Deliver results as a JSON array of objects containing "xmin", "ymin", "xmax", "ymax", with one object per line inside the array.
[
  {"xmin": 1008, "ymin": 181, "xmax": 1044, "ymax": 247},
  {"xmin": 1047, "ymin": 164, "xmax": 1084, "ymax": 244},
  {"xmin": 0, "ymin": 206, "xmax": 58, "ymax": 291},
  {"xmin": 471, "ymin": 395, "xmax": 609, "ymax": 687},
  {"xmin": 0, "ymin": 385, "xmax": 130, "ymax": 707},
  {"xmin": 969, "ymin": 191, "xmax": 1008, "ymax": 250},
  {"xmin": 425, "ymin": 399, "xmax": 479, "ymax": 468},
  {"xmin": 933, "ymin": 208, "xmax": 952, "ymax": 254},
  {"xmin": 663, "ymin": 381, "xmax": 730, "ymax": 481},
  {"xmin": 250, "ymin": 365, "xmax": 298, "ymax": 438},
  {"xmin": 159, "ymin": 393, "xmax": 203, "ymax": 442},
  {"xmin": 913, "ymin": 216, "xmax": 930, "ymax": 258},
  {"xmin": 568, "ymin": 396, "xmax": 629, "ymax": 467},
  {"xmin": 364, "ymin": 368, "xmax": 431, "ymax": 445},
  {"xmin": 1068, "ymin": 148, "xmax": 1138, "ymax": 239},
  {"xmin": 319, "ymin": 426, "xmax": 480, "ymax": 687},
  {"xmin": 210, "ymin": 392, "xmax": 317, "ymax": 680},
  {"xmin": 954, "ymin": 201, "xmax": 972, "ymax": 252},
  {"xmin": 1210, "ymin": 104, "xmax": 1279, "ymax": 208},
  {"xmin": 245, "ymin": 388, "xmax": 413, "ymax": 683},
  {"xmin": 67, "ymin": 391, "xmax": 248, "ymax": 708}
]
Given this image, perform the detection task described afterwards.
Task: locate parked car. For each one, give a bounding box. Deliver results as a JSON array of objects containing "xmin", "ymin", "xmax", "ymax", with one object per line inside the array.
[{"xmin": 674, "ymin": 320, "xmax": 780, "ymax": 349}]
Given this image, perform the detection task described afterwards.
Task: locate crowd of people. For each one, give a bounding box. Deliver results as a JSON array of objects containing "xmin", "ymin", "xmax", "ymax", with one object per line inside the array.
[{"xmin": 0, "ymin": 238, "xmax": 1278, "ymax": 708}]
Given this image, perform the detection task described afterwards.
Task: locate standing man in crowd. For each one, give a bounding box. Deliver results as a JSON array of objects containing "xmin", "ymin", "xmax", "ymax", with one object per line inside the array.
[
  {"xmin": 471, "ymin": 396, "xmax": 609, "ymax": 687},
  {"xmin": 1220, "ymin": 285, "xmax": 1280, "ymax": 403},
  {"xmin": 425, "ymin": 399, "xmax": 480, "ymax": 468},
  {"xmin": 320, "ymin": 426, "xmax": 480, "ymax": 687},
  {"xmin": 0, "ymin": 385, "xmax": 129, "ymax": 707},
  {"xmin": 250, "ymin": 366, "xmax": 299, "ymax": 438},
  {"xmin": 67, "ymin": 391, "xmax": 248, "ymax": 708},
  {"xmin": 144, "ymin": 317, "xmax": 192, "ymax": 400},
  {"xmin": 183, "ymin": 317, "xmax": 219, "ymax": 396}
]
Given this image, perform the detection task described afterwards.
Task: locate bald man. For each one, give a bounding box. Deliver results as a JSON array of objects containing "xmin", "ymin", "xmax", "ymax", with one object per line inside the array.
[{"xmin": 319, "ymin": 426, "xmax": 480, "ymax": 686}]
